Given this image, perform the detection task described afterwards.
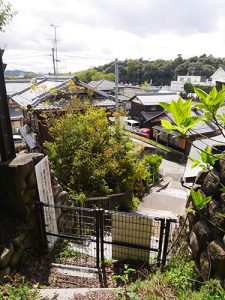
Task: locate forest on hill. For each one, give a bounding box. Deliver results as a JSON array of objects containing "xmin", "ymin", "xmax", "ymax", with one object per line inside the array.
[{"xmin": 76, "ymin": 54, "xmax": 225, "ymax": 86}]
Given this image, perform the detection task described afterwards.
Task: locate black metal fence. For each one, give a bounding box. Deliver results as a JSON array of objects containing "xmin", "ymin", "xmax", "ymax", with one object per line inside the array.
[
  {"xmin": 72, "ymin": 193, "xmax": 130, "ymax": 211},
  {"xmin": 37, "ymin": 202, "xmax": 179, "ymax": 271}
]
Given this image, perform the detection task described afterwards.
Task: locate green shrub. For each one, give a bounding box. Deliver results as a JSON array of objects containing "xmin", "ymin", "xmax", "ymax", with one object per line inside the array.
[
  {"xmin": 45, "ymin": 107, "xmax": 161, "ymax": 209},
  {"xmin": 0, "ymin": 277, "xmax": 40, "ymax": 300}
]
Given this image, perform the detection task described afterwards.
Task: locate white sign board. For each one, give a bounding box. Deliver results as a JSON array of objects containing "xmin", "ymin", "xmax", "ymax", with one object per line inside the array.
[{"xmin": 35, "ymin": 156, "xmax": 58, "ymax": 249}]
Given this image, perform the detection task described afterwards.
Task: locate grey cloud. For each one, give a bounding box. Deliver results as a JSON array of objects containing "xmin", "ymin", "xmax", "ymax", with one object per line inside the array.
[
  {"xmin": 35, "ymin": 0, "xmax": 222, "ymax": 37},
  {"xmin": 86, "ymin": 0, "xmax": 223, "ymax": 36}
]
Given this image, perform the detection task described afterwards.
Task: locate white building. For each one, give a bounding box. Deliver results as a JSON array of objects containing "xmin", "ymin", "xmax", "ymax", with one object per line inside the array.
[
  {"xmin": 210, "ymin": 67, "xmax": 225, "ymax": 84},
  {"xmin": 170, "ymin": 75, "xmax": 211, "ymax": 92}
]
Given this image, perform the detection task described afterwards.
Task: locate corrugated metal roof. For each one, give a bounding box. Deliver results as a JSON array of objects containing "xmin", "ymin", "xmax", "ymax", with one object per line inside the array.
[{"xmin": 133, "ymin": 94, "xmax": 179, "ymax": 105}]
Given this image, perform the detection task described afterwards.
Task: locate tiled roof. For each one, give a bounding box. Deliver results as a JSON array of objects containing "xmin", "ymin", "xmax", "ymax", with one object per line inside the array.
[
  {"xmin": 141, "ymin": 111, "xmax": 164, "ymax": 122},
  {"xmin": 88, "ymin": 79, "xmax": 124, "ymax": 91},
  {"xmin": 5, "ymin": 80, "xmax": 32, "ymax": 96},
  {"xmin": 11, "ymin": 76, "xmax": 115, "ymax": 110},
  {"xmin": 166, "ymin": 109, "xmax": 217, "ymax": 136}
]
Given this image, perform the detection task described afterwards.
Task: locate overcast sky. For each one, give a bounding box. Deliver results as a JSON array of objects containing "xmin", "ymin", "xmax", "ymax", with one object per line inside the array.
[{"xmin": 1, "ymin": 0, "xmax": 225, "ymax": 74}]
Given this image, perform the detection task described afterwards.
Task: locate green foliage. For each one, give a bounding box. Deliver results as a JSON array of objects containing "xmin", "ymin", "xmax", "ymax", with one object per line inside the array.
[
  {"xmin": 195, "ymin": 86, "xmax": 225, "ymax": 119},
  {"xmin": 190, "ymin": 189, "xmax": 212, "ymax": 212},
  {"xmin": 140, "ymin": 81, "xmax": 150, "ymax": 90},
  {"xmin": 113, "ymin": 264, "xmax": 139, "ymax": 300},
  {"xmin": 164, "ymin": 254, "xmax": 196, "ymax": 297},
  {"xmin": 143, "ymin": 154, "xmax": 162, "ymax": 182},
  {"xmin": 50, "ymin": 240, "xmax": 83, "ymax": 263},
  {"xmin": 75, "ymin": 68, "xmax": 115, "ymax": 83},
  {"xmin": 0, "ymin": 276, "xmax": 40, "ymax": 300},
  {"xmin": 160, "ymin": 98, "xmax": 201, "ymax": 135},
  {"xmin": 189, "ymin": 145, "xmax": 221, "ymax": 170},
  {"xmin": 192, "ymin": 279, "xmax": 225, "ymax": 300},
  {"xmin": 90, "ymin": 55, "xmax": 224, "ymax": 86},
  {"xmin": 129, "ymin": 253, "xmax": 225, "ymax": 299},
  {"xmin": 45, "ymin": 107, "xmax": 158, "ymax": 205},
  {"xmin": 0, "ymin": 0, "xmax": 16, "ymax": 31},
  {"xmin": 184, "ymin": 83, "xmax": 213, "ymax": 96}
]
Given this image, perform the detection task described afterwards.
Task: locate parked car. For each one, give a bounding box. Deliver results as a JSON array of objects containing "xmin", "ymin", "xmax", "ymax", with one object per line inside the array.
[
  {"xmin": 134, "ymin": 128, "xmax": 150, "ymax": 139},
  {"xmin": 125, "ymin": 119, "xmax": 140, "ymax": 131}
]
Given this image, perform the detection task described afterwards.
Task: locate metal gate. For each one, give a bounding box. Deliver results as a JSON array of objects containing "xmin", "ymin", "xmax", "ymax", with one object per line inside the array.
[{"xmin": 36, "ymin": 202, "xmax": 179, "ymax": 270}]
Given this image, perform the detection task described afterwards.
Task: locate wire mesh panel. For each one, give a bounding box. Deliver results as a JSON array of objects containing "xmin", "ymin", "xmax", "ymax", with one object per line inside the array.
[
  {"xmin": 102, "ymin": 211, "xmax": 170, "ymax": 266},
  {"xmin": 38, "ymin": 202, "xmax": 179, "ymax": 272},
  {"xmin": 43, "ymin": 204, "xmax": 98, "ymax": 268}
]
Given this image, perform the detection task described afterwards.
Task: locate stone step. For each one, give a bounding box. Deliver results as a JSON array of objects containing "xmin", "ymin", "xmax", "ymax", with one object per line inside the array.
[{"xmin": 38, "ymin": 287, "xmax": 118, "ymax": 299}]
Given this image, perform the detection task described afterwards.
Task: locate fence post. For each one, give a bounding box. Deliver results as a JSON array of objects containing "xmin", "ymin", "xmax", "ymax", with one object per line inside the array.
[
  {"xmin": 95, "ymin": 209, "xmax": 100, "ymax": 269},
  {"xmin": 161, "ymin": 219, "xmax": 171, "ymax": 267},
  {"xmin": 36, "ymin": 201, "xmax": 48, "ymax": 253},
  {"xmin": 157, "ymin": 218, "xmax": 165, "ymax": 266},
  {"xmin": 99, "ymin": 209, "xmax": 104, "ymax": 265}
]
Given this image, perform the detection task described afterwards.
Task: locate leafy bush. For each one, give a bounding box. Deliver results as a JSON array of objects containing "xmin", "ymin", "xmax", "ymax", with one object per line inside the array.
[
  {"xmin": 143, "ymin": 154, "xmax": 162, "ymax": 183},
  {"xmin": 0, "ymin": 276, "xmax": 40, "ymax": 300},
  {"xmin": 45, "ymin": 107, "xmax": 160, "ymax": 207}
]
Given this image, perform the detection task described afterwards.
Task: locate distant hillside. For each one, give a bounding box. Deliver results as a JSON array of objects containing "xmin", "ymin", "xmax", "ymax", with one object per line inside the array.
[
  {"xmin": 4, "ymin": 70, "xmax": 36, "ymax": 78},
  {"xmin": 77, "ymin": 54, "xmax": 225, "ymax": 86}
]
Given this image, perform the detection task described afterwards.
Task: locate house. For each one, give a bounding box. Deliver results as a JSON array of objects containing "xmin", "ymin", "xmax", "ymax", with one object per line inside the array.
[
  {"xmin": 210, "ymin": 67, "xmax": 225, "ymax": 84},
  {"xmin": 170, "ymin": 75, "xmax": 208, "ymax": 92},
  {"xmin": 215, "ymin": 78, "xmax": 225, "ymax": 91},
  {"xmin": 151, "ymin": 109, "xmax": 220, "ymax": 155},
  {"xmin": 10, "ymin": 76, "xmax": 116, "ymax": 145},
  {"xmin": 88, "ymin": 79, "xmax": 131, "ymax": 105},
  {"xmin": 5, "ymin": 79, "xmax": 32, "ymax": 134},
  {"xmin": 128, "ymin": 93, "xmax": 179, "ymax": 126}
]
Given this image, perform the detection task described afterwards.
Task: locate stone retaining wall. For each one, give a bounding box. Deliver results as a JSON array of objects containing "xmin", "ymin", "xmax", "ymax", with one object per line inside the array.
[
  {"xmin": 0, "ymin": 153, "xmax": 43, "ymax": 281},
  {"xmin": 0, "ymin": 152, "xmax": 71, "ymax": 281},
  {"xmin": 187, "ymin": 151, "xmax": 225, "ymax": 286}
]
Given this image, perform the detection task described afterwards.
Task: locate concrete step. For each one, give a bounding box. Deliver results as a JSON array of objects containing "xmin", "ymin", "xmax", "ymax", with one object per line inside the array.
[{"xmin": 38, "ymin": 287, "xmax": 118, "ymax": 299}]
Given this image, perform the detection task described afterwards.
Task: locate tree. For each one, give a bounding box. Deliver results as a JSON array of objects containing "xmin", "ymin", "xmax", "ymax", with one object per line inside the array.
[
  {"xmin": 0, "ymin": 0, "xmax": 16, "ymax": 31},
  {"xmin": 76, "ymin": 69, "xmax": 115, "ymax": 83},
  {"xmin": 44, "ymin": 106, "xmax": 160, "ymax": 208}
]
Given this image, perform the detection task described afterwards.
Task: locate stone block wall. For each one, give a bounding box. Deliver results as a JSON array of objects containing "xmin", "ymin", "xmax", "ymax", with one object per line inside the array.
[
  {"xmin": 0, "ymin": 152, "xmax": 44, "ymax": 281},
  {"xmin": 187, "ymin": 153, "xmax": 225, "ymax": 285}
]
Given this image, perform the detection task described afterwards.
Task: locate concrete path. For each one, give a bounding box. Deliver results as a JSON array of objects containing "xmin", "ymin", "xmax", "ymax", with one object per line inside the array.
[
  {"xmin": 160, "ymin": 159, "xmax": 186, "ymax": 181},
  {"xmin": 138, "ymin": 159, "xmax": 188, "ymax": 217}
]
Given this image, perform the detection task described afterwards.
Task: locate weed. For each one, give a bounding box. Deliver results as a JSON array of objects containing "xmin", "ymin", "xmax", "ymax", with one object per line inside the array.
[
  {"xmin": 128, "ymin": 254, "xmax": 225, "ymax": 299},
  {"xmin": 50, "ymin": 240, "xmax": 83, "ymax": 263},
  {"xmin": 100, "ymin": 258, "xmax": 113, "ymax": 267},
  {"xmin": 113, "ymin": 264, "xmax": 140, "ymax": 299},
  {"xmin": 0, "ymin": 275, "xmax": 40, "ymax": 300}
]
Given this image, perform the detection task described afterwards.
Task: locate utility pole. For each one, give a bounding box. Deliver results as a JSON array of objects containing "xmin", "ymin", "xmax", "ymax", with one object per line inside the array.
[
  {"xmin": 51, "ymin": 24, "xmax": 59, "ymax": 75},
  {"xmin": 115, "ymin": 58, "xmax": 119, "ymax": 112},
  {"xmin": 51, "ymin": 48, "xmax": 56, "ymax": 75},
  {"xmin": 0, "ymin": 49, "xmax": 15, "ymax": 161}
]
